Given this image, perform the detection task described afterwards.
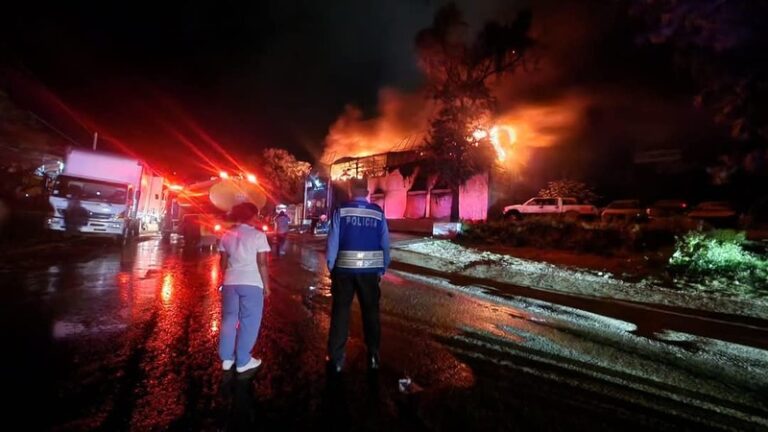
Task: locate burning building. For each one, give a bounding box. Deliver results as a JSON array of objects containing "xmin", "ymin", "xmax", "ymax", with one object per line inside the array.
[
  {"xmin": 319, "ymin": 88, "xmax": 589, "ymax": 223},
  {"xmin": 327, "ymin": 150, "xmax": 494, "ymax": 221}
]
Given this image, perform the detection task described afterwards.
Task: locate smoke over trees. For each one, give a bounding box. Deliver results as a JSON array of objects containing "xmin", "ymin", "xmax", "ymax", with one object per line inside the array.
[{"xmin": 416, "ymin": 3, "xmax": 534, "ymax": 220}]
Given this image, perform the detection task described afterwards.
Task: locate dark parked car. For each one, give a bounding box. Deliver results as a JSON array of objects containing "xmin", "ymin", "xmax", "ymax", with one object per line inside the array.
[
  {"xmin": 687, "ymin": 201, "xmax": 739, "ymax": 228},
  {"xmin": 646, "ymin": 199, "xmax": 688, "ymax": 219},
  {"xmin": 601, "ymin": 199, "xmax": 645, "ymax": 222}
]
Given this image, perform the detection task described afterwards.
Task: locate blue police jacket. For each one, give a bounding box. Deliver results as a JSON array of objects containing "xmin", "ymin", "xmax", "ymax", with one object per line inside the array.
[{"xmin": 326, "ymin": 197, "xmax": 390, "ymax": 274}]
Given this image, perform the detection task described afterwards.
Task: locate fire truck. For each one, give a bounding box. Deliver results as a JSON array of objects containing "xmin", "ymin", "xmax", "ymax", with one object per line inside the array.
[{"xmin": 162, "ymin": 173, "xmax": 267, "ymax": 248}]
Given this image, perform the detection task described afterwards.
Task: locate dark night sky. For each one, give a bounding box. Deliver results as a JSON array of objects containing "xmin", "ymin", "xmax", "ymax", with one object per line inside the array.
[
  {"xmin": 1, "ymin": 1, "xmax": 437, "ymax": 171},
  {"xmin": 0, "ymin": 0, "xmax": 710, "ymax": 179}
]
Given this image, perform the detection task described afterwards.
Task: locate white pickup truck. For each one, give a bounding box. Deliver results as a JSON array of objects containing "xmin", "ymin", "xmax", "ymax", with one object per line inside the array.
[{"xmin": 503, "ymin": 197, "xmax": 599, "ymax": 220}]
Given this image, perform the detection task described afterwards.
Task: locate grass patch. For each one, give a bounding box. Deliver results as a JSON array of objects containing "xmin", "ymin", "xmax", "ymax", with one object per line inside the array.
[
  {"xmin": 458, "ymin": 218, "xmax": 681, "ymax": 255},
  {"xmin": 669, "ymin": 230, "xmax": 768, "ymax": 298}
]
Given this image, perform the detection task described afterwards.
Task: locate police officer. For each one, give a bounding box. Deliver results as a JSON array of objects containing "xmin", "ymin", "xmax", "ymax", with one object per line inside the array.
[{"xmin": 326, "ymin": 178, "xmax": 390, "ymax": 373}]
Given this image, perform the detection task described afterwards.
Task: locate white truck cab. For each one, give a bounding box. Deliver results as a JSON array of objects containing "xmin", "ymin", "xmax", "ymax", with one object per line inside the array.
[
  {"xmin": 503, "ymin": 197, "xmax": 598, "ymax": 220},
  {"xmin": 45, "ymin": 148, "xmax": 160, "ymax": 243},
  {"xmin": 47, "ymin": 175, "xmax": 133, "ymax": 239}
]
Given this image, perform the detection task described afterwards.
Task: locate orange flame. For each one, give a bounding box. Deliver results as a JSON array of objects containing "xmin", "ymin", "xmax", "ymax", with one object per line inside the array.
[
  {"xmin": 324, "ymin": 88, "xmax": 585, "ymax": 176},
  {"xmin": 474, "ymin": 125, "xmax": 518, "ymax": 162},
  {"xmin": 322, "ymin": 88, "xmax": 432, "ymax": 164}
]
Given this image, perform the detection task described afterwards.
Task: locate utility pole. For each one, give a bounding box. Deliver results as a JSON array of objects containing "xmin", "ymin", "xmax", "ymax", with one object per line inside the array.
[{"xmin": 92, "ymin": 132, "xmax": 98, "ymax": 151}]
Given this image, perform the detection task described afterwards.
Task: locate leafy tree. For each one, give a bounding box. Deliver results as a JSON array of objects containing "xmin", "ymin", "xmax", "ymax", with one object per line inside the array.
[
  {"xmin": 538, "ymin": 179, "xmax": 600, "ymax": 204},
  {"xmin": 632, "ymin": 0, "xmax": 768, "ymax": 143},
  {"xmin": 253, "ymin": 148, "xmax": 311, "ymax": 205},
  {"xmin": 417, "ymin": 3, "xmax": 534, "ymax": 220}
]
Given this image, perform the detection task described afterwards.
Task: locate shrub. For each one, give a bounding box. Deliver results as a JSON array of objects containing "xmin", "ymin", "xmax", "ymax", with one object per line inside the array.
[
  {"xmin": 669, "ymin": 230, "xmax": 768, "ymax": 295},
  {"xmin": 670, "ymin": 231, "xmax": 767, "ymax": 274},
  {"xmin": 459, "ymin": 218, "xmax": 677, "ymax": 254}
]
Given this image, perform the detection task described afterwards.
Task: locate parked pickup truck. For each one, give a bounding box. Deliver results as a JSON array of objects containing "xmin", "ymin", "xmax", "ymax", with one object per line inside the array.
[{"xmin": 503, "ymin": 197, "xmax": 599, "ymax": 220}]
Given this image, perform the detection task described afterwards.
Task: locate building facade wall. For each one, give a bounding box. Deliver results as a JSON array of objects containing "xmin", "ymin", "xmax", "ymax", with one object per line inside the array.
[
  {"xmin": 405, "ymin": 192, "xmax": 427, "ymax": 218},
  {"xmin": 332, "ymin": 153, "xmax": 491, "ymax": 221},
  {"xmin": 363, "ymin": 170, "xmax": 489, "ymax": 220},
  {"xmin": 459, "ymin": 173, "xmax": 489, "ymax": 221}
]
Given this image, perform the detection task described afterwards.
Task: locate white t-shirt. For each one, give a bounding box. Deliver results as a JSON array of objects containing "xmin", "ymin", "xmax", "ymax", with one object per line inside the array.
[{"xmin": 218, "ymin": 224, "xmax": 271, "ymax": 287}]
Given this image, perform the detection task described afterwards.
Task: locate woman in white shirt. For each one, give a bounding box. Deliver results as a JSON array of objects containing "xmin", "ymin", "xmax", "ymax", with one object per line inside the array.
[{"xmin": 217, "ymin": 203, "xmax": 271, "ymax": 373}]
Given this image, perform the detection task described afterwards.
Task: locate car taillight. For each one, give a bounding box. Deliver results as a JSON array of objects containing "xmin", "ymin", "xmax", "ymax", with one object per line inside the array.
[
  {"xmin": 681, "ymin": 203, "xmax": 687, "ymax": 208},
  {"xmin": 214, "ymin": 224, "xmax": 222, "ymax": 232}
]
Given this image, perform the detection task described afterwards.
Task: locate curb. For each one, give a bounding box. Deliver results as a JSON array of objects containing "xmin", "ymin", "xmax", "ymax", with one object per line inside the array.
[{"xmin": 390, "ymin": 239, "xmax": 768, "ymax": 321}]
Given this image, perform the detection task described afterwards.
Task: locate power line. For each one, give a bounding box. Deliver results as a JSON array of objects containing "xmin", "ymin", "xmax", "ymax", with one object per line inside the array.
[{"xmin": 26, "ymin": 110, "xmax": 83, "ymax": 148}]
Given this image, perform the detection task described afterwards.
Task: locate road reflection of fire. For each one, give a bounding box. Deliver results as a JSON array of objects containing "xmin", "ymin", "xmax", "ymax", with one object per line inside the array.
[
  {"xmin": 133, "ymin": 265, "xmax": 184, "ymax": 428},
  {"xmin": 117, "ymin": 271, "xmax": 131, "ymax": 306},
  {"xmin": 210, "ymin": 318, "xmax": 218, "ymax": 335},
  {"xmin": 161, "ymin": 273, "xmax": 173, "ymax": 304},
  {"xmin": 210, "ymin": 265, "xmax": 219, "ymax": 288}
]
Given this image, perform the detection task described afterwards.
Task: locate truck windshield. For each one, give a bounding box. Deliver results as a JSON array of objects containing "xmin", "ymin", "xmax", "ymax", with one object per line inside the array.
[{"xmin": 53, "ymin": 176, "xmax": 129, "ymax": 204}]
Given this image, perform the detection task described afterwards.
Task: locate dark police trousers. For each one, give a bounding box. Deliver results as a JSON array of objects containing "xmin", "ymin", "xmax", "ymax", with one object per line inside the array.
[{"xmin": 327, "ymin": 272, "xmax": 381, "ymax": 365}]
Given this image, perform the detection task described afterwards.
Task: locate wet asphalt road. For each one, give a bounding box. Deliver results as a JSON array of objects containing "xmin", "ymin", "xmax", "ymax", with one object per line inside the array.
[{"xmin": 1, "ymin": 235, "xmax": 767, "ymax": 431}]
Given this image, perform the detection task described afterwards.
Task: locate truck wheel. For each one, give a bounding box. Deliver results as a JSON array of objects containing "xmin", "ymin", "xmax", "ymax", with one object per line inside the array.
[
  {"xmin": 116, "ymin": 228, "xmax": 131, "ymax": 246},
  {"xmin": 564, "ymin": 211, "xmax": 579, "ymax": 222},
  {"xmin": 505, "ymin": 211, "xmax": 522, "ymax": 221}
]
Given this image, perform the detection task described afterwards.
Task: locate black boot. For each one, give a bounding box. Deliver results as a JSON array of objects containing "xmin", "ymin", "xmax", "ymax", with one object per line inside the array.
[{"xmin": 326, "ymin": 360, "xmax": 343, "ymax": 375}]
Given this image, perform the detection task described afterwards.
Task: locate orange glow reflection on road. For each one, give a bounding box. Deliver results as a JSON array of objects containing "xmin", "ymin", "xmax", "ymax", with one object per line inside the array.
[
  {"xmin": 210, "ymin": 265, "xmax": 219, "ymax": 288},
  {"xmin": 210, "ymin": 319, "xmax": 219, "ymax": 335},
  {"xmin": 117, "ymin": 271, "xmax": 131, "ymax": 286},
  {"xmin": 161, "ymin": 272, "xmax": 173, "ymax": 304},
  {"xmin": 117, "ymin": 271, "xmax": 131, "ymax": 307}
]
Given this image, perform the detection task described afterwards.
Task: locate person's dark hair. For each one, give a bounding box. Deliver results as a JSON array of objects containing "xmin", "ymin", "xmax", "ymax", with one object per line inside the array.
[
  {"xmin": 349, "ymin": 178, "xmax": 368, "ymax": 198},
  {"xmin": 230, "ymin": 202, "xmax": 259, "ymax": 223}
]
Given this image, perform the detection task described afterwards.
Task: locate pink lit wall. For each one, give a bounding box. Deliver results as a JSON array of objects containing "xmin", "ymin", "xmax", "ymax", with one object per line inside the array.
[
  {"xmin": 368, "ymin": 176, "xmax": 386, "ymax": 211},
  {"xmin": 430, "ymin": 191, "xmax": 452, "ymax": 220},
  {"xmin": 405, "ymin": 192, "xmax": 426, "ymax": 218},
  {"xmin": 365, "ymin": 167, "xmax": 489, "ymax": 221},
  {"xmin": 370, "ymin": 194, "xmax": 385, "ymax": 209},
  {"xmin": 367, "ymin": 170, "xmax": 414, "ymax": 219},
  {"xmin": 459, "ymin": 173, "xmax": 489, "ymax": 221}
]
